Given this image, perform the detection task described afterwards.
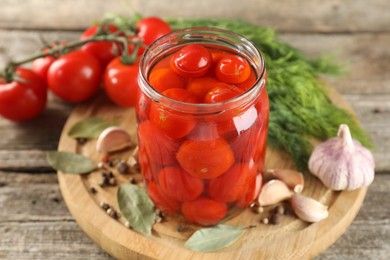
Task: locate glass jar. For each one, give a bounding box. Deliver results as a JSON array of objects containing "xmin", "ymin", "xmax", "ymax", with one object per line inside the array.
[{"xmin": 136, "ymin": 28, "xmax": 269, "ymax": 226}]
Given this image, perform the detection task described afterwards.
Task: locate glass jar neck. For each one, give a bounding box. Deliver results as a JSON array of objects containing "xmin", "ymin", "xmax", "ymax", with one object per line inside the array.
[{"xmin": 138, "ymin": 27, "xmax": 266, "ymax": 114}]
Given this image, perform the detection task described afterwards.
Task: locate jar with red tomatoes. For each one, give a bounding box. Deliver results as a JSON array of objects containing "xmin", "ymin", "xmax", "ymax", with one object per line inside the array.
[{"xmin": 136, "ymin": 28, "xmax": 269, "ymax": 226}]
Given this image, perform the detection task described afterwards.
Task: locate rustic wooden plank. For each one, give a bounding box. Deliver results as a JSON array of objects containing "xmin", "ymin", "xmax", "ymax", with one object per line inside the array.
[
  {"xmin": 279, "ymin": 33, "xmax": 390, "ymax": 95},
  {"xmin": 0, "ymin": 0, "xmax": 390, "ymax": 33},
  {"xmin": 0, "ymin": 172, "xmax": 389, "ymax": 259},
  {"xmin": 0, "ymin": 222, "xmax": 113, "ymax": 260}
]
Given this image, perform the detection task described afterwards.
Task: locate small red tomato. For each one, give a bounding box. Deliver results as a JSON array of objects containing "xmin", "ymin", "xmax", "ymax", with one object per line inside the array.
[
  {"xmin": 149, "ymin": 104, "xmax": 196, "ymax": 139},
  {"xmin": 204, "ymin": 82, "xmax": 243, "ymax": 103},
  {"xmin": 80, "ymin": 24, "xmax": 119, "ymax": 68},
  {"xmin": 236, "ymin": 69, "xmax": 257, "ymax": 91},
  {"xmin": 104, "ymin": 57, "xmax": 139, "ymax": 107},
  {"xmin": 208, "ymin": 163, "xmax": 256, "ymax": 202},
  {"xmin": 215, "ymin": 54, "xmax": 251, "ymax": 84},
  {"xmin": 32, "ymin": 56, "xmax": 55, "ymax": 83},
  {"xmin": 182, "ymin": 197, "xmax": 227, "ymax": 226},
  {"xmin": 136, "ymin": 17, "xmax": 172, "ymax": 54},
  {"xmin": 138, "ymin": 120, "xmax": 179, "ymax": 166},
  {"xmin": 158, "ymin": 167, "xmax": 204, "ymax": 201},
  {"xmin": 171, "ymin": 44, "xmax": 212, "ymax": 78},
  {"xmin": 149, "ymin": 88, "xmax": 197, "ymax": 139},
  {"xmin": 176, "ymin": 138, "xmax": 235, "ymax": 179},
  {"xmin": 0, "ymin": 67, "xmax": 47, "ymax": 122},
  {"xmin": 147, "ymin": 182, "xmax": 181, "ymax": 215},
  {"xmin": 186, "ymin": 76, "xmax": 222, "ymax": 100},
  {"xmin": 32, "ymin": 42, "xmax": 67, "ymax": 84},
  {"xmin": 162, "ymin": 88, "xmax": 198, "ymax": 103},
  {"xmin": 236, "ymin": 173, "xmax": 263, "ymax": 207},
  {"xmin": 47, "ymin": 51, "xmax": 102, "ymax": 103},
  {"xmin": 148, "ymin": 67, "xmax": 186, "ymax": 93}
]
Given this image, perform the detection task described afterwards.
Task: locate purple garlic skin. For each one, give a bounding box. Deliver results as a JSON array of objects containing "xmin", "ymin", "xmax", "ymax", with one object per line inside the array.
[{"xmin": 308, "ymin": 124, "xmax": 375, "ymax": 191}]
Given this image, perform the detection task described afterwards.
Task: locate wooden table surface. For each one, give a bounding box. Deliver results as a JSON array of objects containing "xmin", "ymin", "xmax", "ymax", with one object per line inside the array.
[{"xmin": 0, "ymin": 1, "xmax": 389, "ymax": 259}]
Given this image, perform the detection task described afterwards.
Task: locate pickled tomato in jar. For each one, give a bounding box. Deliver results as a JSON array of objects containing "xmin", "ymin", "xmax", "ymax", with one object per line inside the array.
[{"xmin": 136, "ymin": 28, "xmax": 269, "ymax": 226}]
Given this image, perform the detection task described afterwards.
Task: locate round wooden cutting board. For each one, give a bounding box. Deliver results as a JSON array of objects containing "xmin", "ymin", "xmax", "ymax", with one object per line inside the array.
[{"xmin": 57, "ymin": 89, "xmax": 367, "ymax": 260}]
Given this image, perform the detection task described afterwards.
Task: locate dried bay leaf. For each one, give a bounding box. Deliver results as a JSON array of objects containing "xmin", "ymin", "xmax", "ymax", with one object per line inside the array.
[
  {"xmin": 47, "ymin": 151, "xmax": 95, "ymax": 174},
  {"xmin": 118, "ymin": 184, "xmax": 156, "ymax": 236},
  {"xmin": 68, "ymin": 116, "xmax": 119, "ymax": 139},
  {"xmin": 185, "ymin": 225, "xmax": 245, "ymax": 252}
]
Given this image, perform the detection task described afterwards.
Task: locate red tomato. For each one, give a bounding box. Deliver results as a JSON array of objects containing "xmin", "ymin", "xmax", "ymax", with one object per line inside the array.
[
  {"xmin": 215, "ymin": 54, "xmax": 251, "ymax": 84},
  {"xmin": 176, "ymin": 138, "xmax": 235, "ymax": 179},
  {"xmin": 80, "ymin": 24, "xmax": 119, "ymax": 68},
  {"xmin": 0, "ymin": 67, "xmax": 47, "ymax": 122},
  {"xmin": 32, "ymin": 56, "xmax": 55, "ymax": 83},
  {"xmin": 182, "ymin": 197, "xmax": 227, "ymax": 226},
  {"xmin": 47, "ymin": 51, "xmax": 102, "ymax": 103},
  {"xmin": 158, "ymin": 167, "xmax": 204, "ymax": 201},
  {"xmin": 162, "ymin": 88, "xmax": 198, "ymax": 103},
  {"xmin": 136, "ymin": 17, "xmax": 172, "ymax": 54},
  {"xmin": 236, "ymin": 69, "xmax": 257, "ymax": 91},
  {"xmin": 171, "ymin": 44, "xmax": 212, "ymax": 78},
  {"xmin": 148, "ymin": 68, "xmax": 186, "ymax": 93},
  {"xmin": 204, "ymin": 82, "xmax": 243, "ymax": 103},
  {"xmin": 104, "ymin": 57, "xmax": 139, "ymax": 107},
  {"xmin": 207, "ymin": 163, "xmax": 255, "ymax": 202},
  {"xmin": 149, "ymin": 88, "xmax": 197, "ymax": 139},
  {"xmin": 186, "ymin": 76, "xmax": 222, "ymax": 100},
  {"xmin": 147, "ymin": 182, "xmax": 181, "ymax": 214},
  {"xmin": 236, "ymin": 173, "xmax": 262, "ymax": 207},
  {"xmin": 31, "ymin": 42, "xmax": 67, "ymax": 83},
  {"xmin": 138, "ymin": 120, "xmax": 179, "ymax": 166}
]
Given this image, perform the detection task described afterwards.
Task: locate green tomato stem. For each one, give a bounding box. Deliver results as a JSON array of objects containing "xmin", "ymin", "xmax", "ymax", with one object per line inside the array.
[{"xmin": 1, "ymin": 33, "xmax": 138, "ymax": 83}]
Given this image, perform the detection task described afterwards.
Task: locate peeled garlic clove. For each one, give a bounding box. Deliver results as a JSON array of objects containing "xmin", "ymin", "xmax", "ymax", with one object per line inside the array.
[
  {"xmin": 96, "ymin": 126, "xmax": 132, "ymax": 153},
  {"xmin": 258, "ymin": 179, "xmax": 293, "ymax": 206},
  {"xmin": 309, "ymin": 124, "xmax": 375, "ymax": 191},
  {"xmin": 291, "ymin": 194, "xmax": 328, "ymax": 223},
  {"xmin": 267, "ymin": 169, "xmax": 304, "ymax": 193}
]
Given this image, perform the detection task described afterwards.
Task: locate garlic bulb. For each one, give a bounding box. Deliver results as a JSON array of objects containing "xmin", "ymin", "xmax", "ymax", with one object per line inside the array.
[{"xmin": 308, "ymin": 124, "xmax": 375, "ymax": 190}]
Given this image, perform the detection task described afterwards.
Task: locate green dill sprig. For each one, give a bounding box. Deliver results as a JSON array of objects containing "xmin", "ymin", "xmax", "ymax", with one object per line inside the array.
[{"xmin": 167, "ymin": 18, "xmax": 373, "ymax": 171}]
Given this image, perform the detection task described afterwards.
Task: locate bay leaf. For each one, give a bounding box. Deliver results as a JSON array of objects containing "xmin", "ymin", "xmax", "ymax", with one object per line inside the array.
[
  {"xmin": 68, "ymin": 116, "xmax": 119, "ymax": 139},
  {"xmin": 185, "ymin": 225, "xmax": 245, "ymax": 252},
  {"xmin": 47, "ymin": 151, "xmax": 95, "ymax": 174},
  {"xmin": 118, "ymin": 184, "xmax": 156, "ymax": 236}
]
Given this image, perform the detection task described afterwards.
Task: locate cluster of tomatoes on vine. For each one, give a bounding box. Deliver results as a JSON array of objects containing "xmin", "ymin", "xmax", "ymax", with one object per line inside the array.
[{"xmin": 0, "ymin": 16, "xmax": 171, "ymax": 122}]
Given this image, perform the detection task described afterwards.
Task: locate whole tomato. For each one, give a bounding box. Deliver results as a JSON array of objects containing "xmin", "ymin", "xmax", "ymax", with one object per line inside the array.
[
  {"xmin": 215, "ymin": 54, "xmax": 251, "ymax": 84},
  {"xmin": 176, "ymin": 138, "xmax": 235, "ymax": 179},
  {"xmin": 80, "ymin": 24, "xmax": 119, "ymax": 68},
  {"xmin": 47, "ymin": 51, "xmax": 102, "ymax": 103},
  {"xmin": 0, "ymin": 67, "xmax": 47, "ymax": 121},
  {"xmin": 182, "ymin": 197, "xmax": 227, "ymax": 226},
  {"xmin": 158, "ymin": 167, "xmax": 204, "ymax": 201},
  {"xmin": 207, "ymin": 163, "xmax": 256, "ymax": 202},
  {"xmin": 147, "ymin": 182, "xmax": 181, "ymax": 214},
  {"xmin": 170, "ymin": 44, "xmax": 212, "ymax": 78},
  {"xmin": 136, "ymin": 17, "xmax": 172, "ymax": 54},
  {"xmin": 31, "ymin": 55, "xmax": 55, "ymax": 83},
  {"xmin": 104, "ymin": 57, "xmax": 139, "ymax": 107},
  {"xmin": 149, "ymin": 88, "xmax": 197, "ymax": 139},
  {"xmin": 31, "ymin": 42, "xmax": 66, "ymax": 83},
  {"xmin": 138, "ymin": 120, "xmax": 179, "ymax": 166}
]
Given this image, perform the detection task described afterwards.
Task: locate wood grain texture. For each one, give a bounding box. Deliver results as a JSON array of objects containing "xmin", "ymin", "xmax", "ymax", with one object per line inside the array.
[
  {"xmin": 1, "ymin": 172, "xmax": 389, "ymax": 259},
  {"xmin": 0, "ymin": 0, "xmax": 389, "ymax": 33}
]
